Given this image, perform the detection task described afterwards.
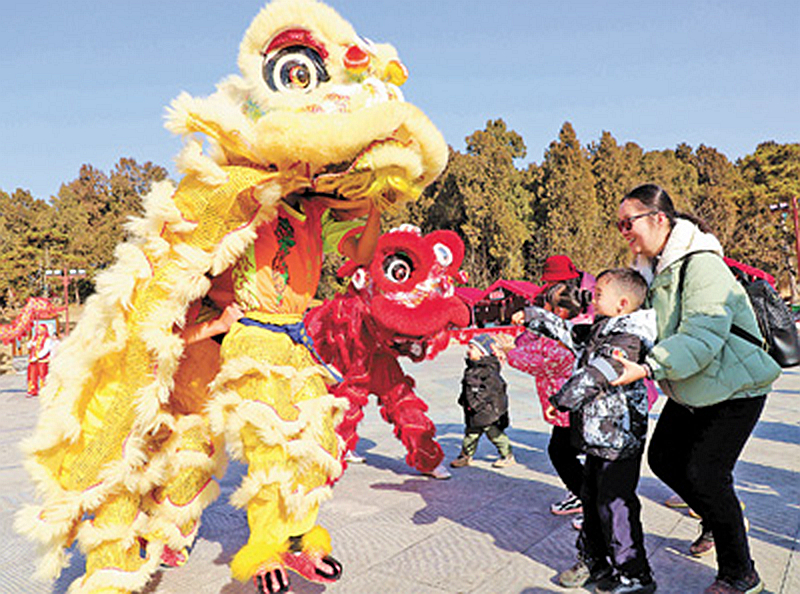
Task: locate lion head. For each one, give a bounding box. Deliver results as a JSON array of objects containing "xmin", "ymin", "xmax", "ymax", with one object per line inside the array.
[{"xmin": 165, "ymin": 0, "xmax": 447, "ymax": 211}]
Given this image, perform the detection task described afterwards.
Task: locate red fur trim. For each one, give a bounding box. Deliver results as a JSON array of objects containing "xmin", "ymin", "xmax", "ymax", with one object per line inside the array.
[{"xmin": 265, "ymin": 29, "xmax": 328, "ymax": 59}]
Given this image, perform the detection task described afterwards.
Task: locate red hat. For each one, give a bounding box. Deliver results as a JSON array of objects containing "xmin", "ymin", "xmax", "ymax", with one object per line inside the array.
[{"xmin": 541, "ymin": 255, "xmax": 579, "ymax": 283}]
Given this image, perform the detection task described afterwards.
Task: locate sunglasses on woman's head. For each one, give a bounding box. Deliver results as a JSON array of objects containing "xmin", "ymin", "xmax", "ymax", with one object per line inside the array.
[{"xmin": 616, "ymin": 211, "xmax": 658, "ymax": 232}]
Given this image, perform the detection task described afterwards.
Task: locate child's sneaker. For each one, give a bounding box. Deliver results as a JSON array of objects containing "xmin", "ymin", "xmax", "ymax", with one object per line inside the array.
[
  {"xmin": 557, "ymin": 559, "xmax": 612, "ymax": 588},
  {"xmin": 160, "ymin": 545, "xmax": 189, "ymax": 568},
  {"xmin": 492, "ymin": 453, "xmax": 515, "ymax": 468},
  {"xmin": 595, "ymin": 572, "xmax": 656, "ymax": 594},
  {"xmin": 551, "ymin": 492, "xmax": 583, "ymax": 515},
  {"xmin": 703, "ymin": 569, "xmax": 763, "ymax": 594},
  {"xmin": 449, "ymin": 454, "xmax": 472, "ymax": 468}
]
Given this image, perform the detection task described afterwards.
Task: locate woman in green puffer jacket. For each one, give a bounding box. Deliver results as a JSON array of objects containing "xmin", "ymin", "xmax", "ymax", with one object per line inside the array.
[{"xmin": 611, "ymin": 183, "xmax": 780, "ymax": 594}]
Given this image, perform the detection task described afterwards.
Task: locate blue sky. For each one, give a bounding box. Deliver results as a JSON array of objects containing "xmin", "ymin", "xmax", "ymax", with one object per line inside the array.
[{"xmin": 2, "ymin": 0, "xmax": 798, "ymax": 200}]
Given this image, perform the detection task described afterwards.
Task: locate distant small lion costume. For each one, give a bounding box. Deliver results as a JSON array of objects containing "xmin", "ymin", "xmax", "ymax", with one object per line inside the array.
[{"xmin": 16, "ymin": 1, "xmax": 447, "ymax": 593}]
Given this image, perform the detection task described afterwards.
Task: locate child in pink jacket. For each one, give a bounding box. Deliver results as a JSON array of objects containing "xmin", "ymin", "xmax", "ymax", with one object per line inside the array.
[{"xmin": 508, "ymin": 281, "xmax": 587, "ymax": 519}]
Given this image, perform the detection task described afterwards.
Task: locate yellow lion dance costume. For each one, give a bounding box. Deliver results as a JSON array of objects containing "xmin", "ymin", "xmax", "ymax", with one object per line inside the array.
[{"xmin": 16, "ymin": 1, "xmax": 446, "ymax": 592}]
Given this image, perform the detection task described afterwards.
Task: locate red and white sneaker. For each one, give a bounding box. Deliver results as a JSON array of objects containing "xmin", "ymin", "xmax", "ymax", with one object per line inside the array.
[{"xmin": 551, "ymin": 492, "xmax": 583, "ymax": 515}]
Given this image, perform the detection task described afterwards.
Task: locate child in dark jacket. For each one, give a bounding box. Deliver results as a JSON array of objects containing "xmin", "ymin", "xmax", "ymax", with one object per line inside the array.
[
  {"xmin": 450, "ymin": 334, "xmax": 515, "ymax": 469},
  {"xmin": 525, "ymin": 269, "xmax": 657, "ymax": 594}
]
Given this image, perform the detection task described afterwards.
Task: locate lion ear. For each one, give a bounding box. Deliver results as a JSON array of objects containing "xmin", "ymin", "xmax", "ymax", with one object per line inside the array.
[{"xmin": 424, "ymin": 230, "xmax": 465, "ymax": 271}]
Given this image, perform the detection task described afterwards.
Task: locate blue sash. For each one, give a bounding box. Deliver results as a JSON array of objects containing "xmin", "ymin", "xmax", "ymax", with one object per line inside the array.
[{"xmin": 237, "ymin": 317, "xmax": 343, "ymax": 383}]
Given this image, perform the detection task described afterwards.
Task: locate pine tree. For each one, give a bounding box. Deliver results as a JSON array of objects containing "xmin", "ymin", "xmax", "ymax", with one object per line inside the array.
[
  {"xmin": 735, "ymin": 142, "xmax": 800, "ymax": 295},
  {"xmin": 590, "ymin": 132, "xmax": 644, "ymax": 266},
  {"xmin": 537, "ymin": 122, "xmax": 606, "ymax": 275}
]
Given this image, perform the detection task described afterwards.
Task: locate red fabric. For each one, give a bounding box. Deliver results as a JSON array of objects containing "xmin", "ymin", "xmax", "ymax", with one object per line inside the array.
[
  {"xmin": 305, "ymin": 229, "xmax": 471, "ymax": 474},
  {"xmin": 305, "ymin": 228, "xmax": 471, "ymax": 474},
  {"xmin": 306, "ymin": 291, "xmax": 449, "ymax": 473},
  {"xmin": 27, "ymin": 361, "xmax": 48, "ymax": 396},
  {"xmin": 456, "ymin": 280, "xmax": 543, "ymax": 306},
  {"xmin": 541, "ymin": 255, "xmax": 579, "ymax": 283},
  {"xmin": 493, "ymin": 279, "xmax": 543, "ymax": 301},
  {"xmin": 29, "ymin": 325, "xmax": 50, "ymax": 362},
  {"xmin": 507, "ymin": 331, "xmax": 574, "ymax": 427},
  {"xmin": 454, "ymin": 287, "xmax": 485, "ymax": 306},
  {"xmin": 0, "ymin": 297, "xmax": 64, "ymax": 345},
  {"xmin": 724, "ymin": 257, "xmax": 776, "ymax": 287}
]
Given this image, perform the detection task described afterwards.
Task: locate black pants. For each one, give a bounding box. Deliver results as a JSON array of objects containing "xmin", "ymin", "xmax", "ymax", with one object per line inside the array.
[
  {"xmin": 548, "ymin": 425, "xmax": 584, "ymax": 497},
  {"xmin": 578, "ymin": 452, "xmax": 650, "ymax": 577},
  {"xmin": 648, "ymin": 396, "xmax": 766, "ymax": 581}
]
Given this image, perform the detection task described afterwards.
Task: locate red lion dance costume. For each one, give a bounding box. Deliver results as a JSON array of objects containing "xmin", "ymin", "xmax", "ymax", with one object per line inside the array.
[
  {"xmin": 27, "ymin": 323, "xmax": 55, "ymax": 397},
  {"xmin": 16, "ymin": 1, "xmax": 447, "ymax": 593},
  {"xmin": 306, "ymin": 226, "xmax": 470, "ymax": 477},
  {"xmin": 0, "ymin": 296, "xmax": 64, "ymax": 346}
]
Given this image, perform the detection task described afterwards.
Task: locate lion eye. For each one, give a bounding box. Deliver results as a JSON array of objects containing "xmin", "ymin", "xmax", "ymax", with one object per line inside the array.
[
  {"xmin": 433, "ymin": 243, "xmax": 453, "ymax": 267},
  {"xmin": 382, "ymin": 253, "xmax": 413, "ymax": 283},
  {"xmin": 263, "ymin": 46, "xmax": 330, "ymax": 93}
]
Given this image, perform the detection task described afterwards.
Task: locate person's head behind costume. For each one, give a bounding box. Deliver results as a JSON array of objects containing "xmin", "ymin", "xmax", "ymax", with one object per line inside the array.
[
  {"xmin": 534, "ymin": 281, "xmax": 585, "ymax": 320},
  {"xmin": 541, "ymin": 255, "xmax": 580, "ymax": 284}
]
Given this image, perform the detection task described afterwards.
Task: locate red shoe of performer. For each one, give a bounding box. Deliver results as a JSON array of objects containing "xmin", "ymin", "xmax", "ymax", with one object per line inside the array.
[
  {"xmin": 281, "ymin": 526, "xmax": 343, "ymax": 584},
  {"xmin": 160, "ymin": 545, "xmax": 189, "ymax": 568},
  {"xmin": 282, "ymin": 550, "xmax": 342, "ymax": 584},
  {"xmin": 254, "ymin": 563, "xmax": 290, "ymax": 594}
]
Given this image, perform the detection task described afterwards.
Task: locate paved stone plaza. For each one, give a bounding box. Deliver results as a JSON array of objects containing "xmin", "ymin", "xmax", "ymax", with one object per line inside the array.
[{"xmin": 1, "ymin": 344, "xmax": 798, "ymax": 593}]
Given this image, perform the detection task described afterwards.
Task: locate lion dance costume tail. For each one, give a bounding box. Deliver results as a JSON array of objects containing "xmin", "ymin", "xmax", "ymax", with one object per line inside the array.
[{"xmin": 16, "ymin": 1, "xmax": 447, "ymax": 592}]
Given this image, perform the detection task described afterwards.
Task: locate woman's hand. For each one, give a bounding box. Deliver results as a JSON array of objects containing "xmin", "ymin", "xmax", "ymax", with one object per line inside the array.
[
  {"xmin": 543, "ymin": 403, "xmax": 558, "ymax": 422},
  {"xmin": 610, "ymin": 353, "xmax": 648, "ymax": 386},
  {"xmin": 511, "ymin": 310, "xmax": 525, "ymax": 326}
]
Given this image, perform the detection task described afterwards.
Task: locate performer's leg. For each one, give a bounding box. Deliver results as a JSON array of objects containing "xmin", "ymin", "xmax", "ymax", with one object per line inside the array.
[
  {"xmin": 27, "ymin": 360, "xmax": 39, "ymax": 396},
  {"xmin": 370, "ymin": 354, "xmax": 443, "ymax": 473},
  {"xmin": 211, "ymin": 319, "xmax": 345, "ymax": 585},
  {"xmin": 75, "ymin": 492, "xmax": 160, "ymax": 594},
  {"xmin": 143, "ymin": 415, "xmax": 222, "ymax": 567},
  {"xmin": 331, "ymin": 380, "xmax": 370, "ymax": 458},
  {"xmin": 40, "ymin": 361, "xmax": 49, "ymax": 387}
]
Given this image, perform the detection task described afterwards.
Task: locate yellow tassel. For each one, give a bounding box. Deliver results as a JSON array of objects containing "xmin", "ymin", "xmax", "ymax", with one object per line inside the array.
[
  {"xmin": 230, "ymin": 539, "xmax": 289, "ymax": 582},
  {"xmin": 299, "ymin": 525, "xmax": 331, "ymax": 555}
]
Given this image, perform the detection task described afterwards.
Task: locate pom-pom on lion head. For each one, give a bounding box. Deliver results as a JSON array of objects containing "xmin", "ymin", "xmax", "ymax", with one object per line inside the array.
[{"xmin": 166, "ymin": 0, "xmax": 447, "ymax": 211}]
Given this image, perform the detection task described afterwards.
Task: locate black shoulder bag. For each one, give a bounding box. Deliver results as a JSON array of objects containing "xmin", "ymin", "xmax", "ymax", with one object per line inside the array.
[{"xmin": 678, "ymin": 254, "xmax": 800, "ymax": 368}]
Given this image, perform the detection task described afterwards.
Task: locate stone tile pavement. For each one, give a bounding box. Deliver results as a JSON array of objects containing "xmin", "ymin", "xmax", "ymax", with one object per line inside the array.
[{"xmin": 1, "ymin": 344, "xmax": 798, "ymax": 593}]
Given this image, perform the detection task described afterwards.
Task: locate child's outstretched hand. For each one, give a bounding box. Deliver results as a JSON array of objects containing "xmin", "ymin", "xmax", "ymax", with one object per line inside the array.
[
  {"xmin": 491, "ymin": 345, "xmax": 508, "ymax": 364},
  {"xmin": 493, "ymin": 333, "xmax": 515, "ymax": 353},
  {"xmin": 491, "ymin": 333, "xmax": 515, "ymax": 364}
]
